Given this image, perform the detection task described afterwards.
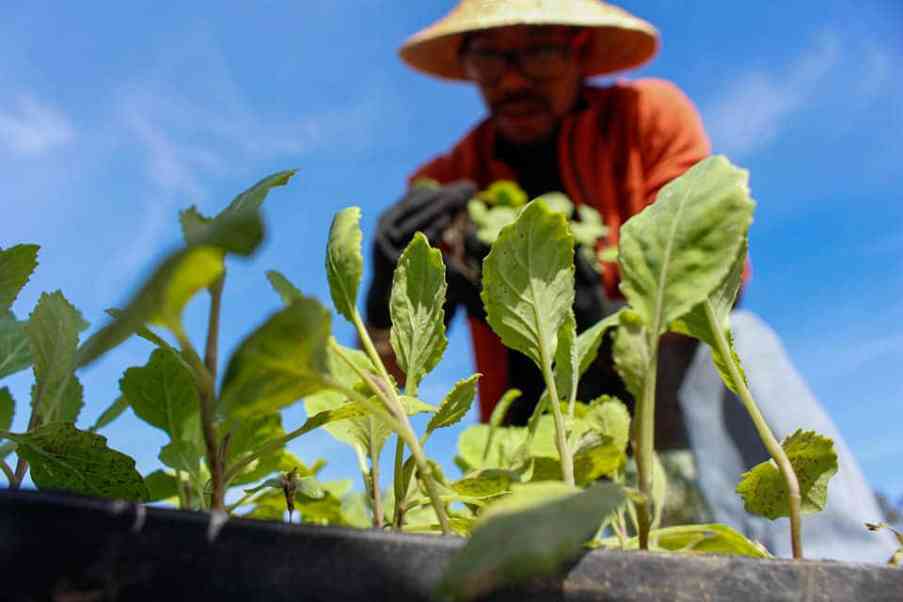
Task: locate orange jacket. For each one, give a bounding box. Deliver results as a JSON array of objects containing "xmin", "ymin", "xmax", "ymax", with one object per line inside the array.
[{"xmin": 410, "ymin": 78, "xmax": 712, "ymax": 421}]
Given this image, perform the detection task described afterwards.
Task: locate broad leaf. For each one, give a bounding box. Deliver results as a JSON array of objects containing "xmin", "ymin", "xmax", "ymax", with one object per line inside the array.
[
  {"xmin": 612, "ymin": 310, "xmax": 651, "ymax": 400},
  {"xmin": 178, "ymin": 206, "xmax": 213, "ymax": 246},
  {"xmin": 159, "ymin": 439, "xmax": 203, "ymax": 481},
  {"xmin": 0, "ymin": 387, "xmax": 13, "ymax": 431},
  {"xmin": 0, "ymin": 311, "xmax": 31, "ymax": 378},
  {"xmin": 220, "ymin": 296, "xmax": 331, "ymax": 417},
  {"xmin": 0, "ymin": 244, "xmax": 39, "ymax": 312},
  {"xmin": 448, "ymin": 469, "xmax": 514, "ymax": 501},
  {"xmin": 325, "ymin": 207, "xmax": 363, "ymax": 323},
  {"xmin": 266, "ymin": 270, "xmax": 303, "ymax": 305},
  {"xmin": 389, "ymin": 233, "xmax": 447, "ymax": 394},
  {"xmin": 77, "ymin": 246, "xmax": 225, "ymax": 367},
  {"xmin": 653, "ymin": 524, "xmax": 771, "ymax": 558},
  {"xmin": 89, "ymin": 396, "xmax": 130, "ymax": 432},
  {"xmin": 670, "ymin": 242, "xmax": 748, "ymax": 393},
  {"xmin": 427, "ymin": 374, "xmax": 480, "ymax": 434},
  {"xmin": 456, "ymin": 424, "xmax": 527, "ymax": 472},
  {"xmin": 27, "ymin": 291, "xmax": 85, "ymax": 424},
  {"xmin": 304, "ymin": 390, "xmax": 392, "ymax": 471},
  {"xmin": 481, "ymin": 200, "xmax": 575, "ymax": 369},
  {"xmin": 120, "ymin": 348, "xmax": 198, "ymax": 440},
  {"xmin": 8, "ymin": 422, "xmax": 147, "ymax": 501},
  {"xmin": 219, "ymin": 170, "xmax": 297, "ymax": 219},
  {"xmin": 223, "ymin": 413, "xmax": 285, "ymax": 486},
  {"xmin": 575, "ymin": 310, "xmax": 623, "ymax": 377},
  {"xmin": 584, "ymin": 396, "xmax": 631, "ymax": 453},
  {"xmin": 144, "ymin": 469, "xmax": 179, "ymax": 503},
  {"xmin": 736, "ymin": 430, "xmax": 838, "ymax": 519},
  {"xmin": 437, "ymin": 483, "xmax": 625, "ymax": 601},
  {"xmin": 618, "ymin": 155, "xmax": 755, "ymax": 336},
  {"xmin": 573, "ymin": 440, "xmax": 626, "ymax": 485},
  {"xmin": 553, "ymin": 310, "xmax": 578, "ymax": 407}
]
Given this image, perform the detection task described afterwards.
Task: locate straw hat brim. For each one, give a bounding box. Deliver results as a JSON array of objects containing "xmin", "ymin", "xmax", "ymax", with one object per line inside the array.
[{"xmin": 399, "ymin": 0, "xmax": 660, "ymax": 81}]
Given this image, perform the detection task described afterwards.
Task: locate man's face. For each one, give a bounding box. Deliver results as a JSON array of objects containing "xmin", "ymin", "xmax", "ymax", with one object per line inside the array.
[{"xmin": 461, "ymin": 26, "xmax": 585, "ymax": 145}]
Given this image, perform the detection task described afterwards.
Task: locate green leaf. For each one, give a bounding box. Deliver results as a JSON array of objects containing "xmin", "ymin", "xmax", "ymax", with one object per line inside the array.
[
  {"xmin": 27, "ymin": 291, "xmax": 85, "ymax": 424},
  {"xmin": 389, "ymin": 233, "xmax": 448, "ymax": 394},
  {"xmin": 120, "ymin": 348, "xmax": 198, "ymax": 440},
  {"xmin": 736, "ymin": 430, "xmax": 838, "ymax": 519},
  {"xmin": 220, "ymin": 296, "xmax": 332, "ymax": 417},
  {"xmin": 479, "ymin": 180, "xmax": 527, "ymax": 208},
  {"xmin": 89, "ymin": 396, "xmax": 129, "ymax": 432},
  {"xmin": 266, "ymin": 270, "xmax": 303, "ymax": 305},
  {"xmin": 652, "ymin": 524, "xmax": 771, "ymax": 558},
  {"xmin": 219, "ymin": 170, "xmax": 297, "ymax": 219},
  {"xmin": 575, "ymin": 310, "xmax": 623, "ymax": 378},
  {"xmin": 570, "ymin": 204, "xmax": 608, "ymax": 249},
  {"xmin": 0, "ymin": 311, "xmax": 32, "ymax": 379},
  {"xmin": 612, "ymin": 309, "xmax": 651, "ymax": 400},
  {"xmin": 159, "ymin": 439, "xmax": 203, "ymax": 481},
  {"xmin": 304, "ymin": 390, "xmax": 392, "ymax": 470},
  {"xmin": 618, "ymin": 155, "xmax": 755, "ymax": 336},
  {"xmin": 584, "ymin": 396, "xmax": 631, "ymax": 453},
  {"xmin": 104, "ymin": 308, "xmax": 175, "ymax": 352},
  {"xmin": 456, "ymin": 424, "xmax": 527, "ymax": 473},
  {"xmin": 573, "ymin": 440, "xmax": 626, "ymax": 486},
  {"xmin": 437, "ymin": 483, "xmax": 625, "ymax": 601},
  {"xmin": 144, "ymin": 469, "xmax": 179, "ymax": 503},
  {"xmin": 481, "ymin": 200, "xmax": 575, "ymax": 369},
  {"xmin": 325, "ymin": 207, "xmax": 363, "ymax": 323},
  {"xmin": 8, "ymin": 422, "xmax": 147, "ymax": 501},
  {"xmin": 427, "ymin": 374, "xmax": 480, "ymax": 434},
  {"xmin": 77, "ymin": 246, "xmax": 226, "ymax": 368},
  {"xmin": 670, "ymin": 242, "xmax": 748, "ymax": 393},
  {"xmin": 178, "ymin": 206, "xmax": 213, "ymax": 246},
  {"xmin": 448, "ymin": 469, "xmax": 514, "ymax": 501},
  {"xmin": 0, "ymin": 244, "xmax": 39, "ymax": 312},
  {"xmin": 0, "ymin": 387, "xmax": 13, "ymax": 431},
  {"xmin": 224, "ymin": 413, "xmax": 285, "ymax": 486},
  {"xmin": 553, "ymin": 310, "xmax": 578, "ymax": 406}
]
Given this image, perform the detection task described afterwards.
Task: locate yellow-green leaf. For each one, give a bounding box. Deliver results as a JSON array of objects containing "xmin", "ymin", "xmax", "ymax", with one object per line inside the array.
[
  {"xmin": 221, "ymin": 296, "xmax": 331, "ymax": 417},
  {"xmin": 481, "ymin": 200, "xmax": 574, "ymax": 370},
  {"xmin": 618, "ymin": 155, "xmax": 755, "ymax": 336},
  {"xmin": 325, "ymin": 207, "xmax": 363, "ymax": 323},
  {"xmin": 390, "ymin": 233, "xmax": 447, "ymax": 394},
  {"xmin": 427, "ymin": 374, "xmax": 480, "ymax": 434},
  {"xmin": 736, "ymin": 430, "xmax": 838, "ymax": 519}
]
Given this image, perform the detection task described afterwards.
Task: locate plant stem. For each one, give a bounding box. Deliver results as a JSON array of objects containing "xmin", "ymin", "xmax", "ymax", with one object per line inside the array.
[
  {"xmin": 633, "ymin": 340, "xmax": 659, "ymax": 551},
  {"xmin": 703, "ymin": 303, "xmax": 803, "ymax": 559},
  {"xmin": 175, "ymin": 329, "xmax": 224, "ymax": 513},
  {"xmin": 540, "ymin": 357, "xmax": 575, "ymax": 487},
  {"xmin": 392, "ymin": 435, "xmax": 407, "ymax": 529},
  {"xmin": 0, "ymin": 458, "xmax": 14, "ymax": 483},
  {"xmin": 11, "ymin": 411, "xmax": 40, "ymax": 489},
  {"xmin": 205, "ymin": 275, "xmax": 224, "ymax": 381},
  {"xmin": 369, "ymin": 425, "xmax": 383, "ymax": 528},
  {"xmin": 341, "ymin": 320, "xmax": 451, "ymax": 535}
]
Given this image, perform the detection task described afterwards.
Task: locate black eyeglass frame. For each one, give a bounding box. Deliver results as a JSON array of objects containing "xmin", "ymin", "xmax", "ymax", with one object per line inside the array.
[{"xmin": 458, "ymin": 39, "xmax": 581, "ymax": 86}]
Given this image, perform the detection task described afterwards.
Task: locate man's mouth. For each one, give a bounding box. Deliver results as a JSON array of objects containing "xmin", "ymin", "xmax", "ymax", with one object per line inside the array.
[{"xmin": 495, "ymin": 97, "xmax": 548, "ymax": 118}]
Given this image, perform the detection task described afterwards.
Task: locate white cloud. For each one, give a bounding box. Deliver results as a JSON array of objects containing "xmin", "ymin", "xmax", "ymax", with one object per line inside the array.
[
  {"xmin": 701, "ymin": 30, "xmax": 899, "ymax": 157},
  {"xmin": 0, "ymin": 95, "xmax": 75, "ymax": 156}
]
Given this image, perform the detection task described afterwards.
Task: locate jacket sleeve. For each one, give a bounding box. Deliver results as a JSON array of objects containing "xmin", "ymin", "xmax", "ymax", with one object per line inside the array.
[{"xmin": 634, "ymin": 78, "xmax": 712, "ymax": 203}]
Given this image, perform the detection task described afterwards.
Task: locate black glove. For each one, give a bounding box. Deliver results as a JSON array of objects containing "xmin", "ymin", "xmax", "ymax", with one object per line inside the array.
[
  {"xmin": 374, "ymin": 180, "xmax": 477, "ymax": 264},
  {"xmin": 366, "ymin": 180, "xmax": 477, "ymax": 329}
]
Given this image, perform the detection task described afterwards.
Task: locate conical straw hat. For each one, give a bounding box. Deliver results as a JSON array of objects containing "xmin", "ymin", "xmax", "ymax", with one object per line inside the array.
[{"xmin": 399, "ymin": 0, "xmax": 659, "ymax": 81}]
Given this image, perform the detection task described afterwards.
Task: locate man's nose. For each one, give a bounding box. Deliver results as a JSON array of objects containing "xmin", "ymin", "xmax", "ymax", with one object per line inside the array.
[{"xmin": 496, "ymin": 61, "xmax": 532, "ymax": 92}]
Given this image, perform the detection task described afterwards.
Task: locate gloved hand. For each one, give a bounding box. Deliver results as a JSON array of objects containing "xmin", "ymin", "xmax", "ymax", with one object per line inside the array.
[
  {"xmin": 366, "ymin": 180, "xmax": 477, "ymax": 329},
  {"xmin": 374, "ymin": 180, "xmax": 477, "ymax": 264}
]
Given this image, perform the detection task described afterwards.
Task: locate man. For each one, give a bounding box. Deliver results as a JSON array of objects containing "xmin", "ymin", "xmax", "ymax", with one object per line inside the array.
[{"xmin": 365, "ymin": 0, "xmax": 896, "ymax": 561}]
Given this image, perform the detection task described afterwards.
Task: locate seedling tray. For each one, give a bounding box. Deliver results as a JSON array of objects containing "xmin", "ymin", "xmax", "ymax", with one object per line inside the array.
[{"xmin": 3, "ymin": 490, "xmax": 901, "ymax": 601}]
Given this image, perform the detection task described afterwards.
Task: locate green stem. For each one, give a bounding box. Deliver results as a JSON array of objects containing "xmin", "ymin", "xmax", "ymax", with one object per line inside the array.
[
  {"xmin": 540, "ymin": 357, "xmax": 574, "ymax": 487},
  {"xmin": 703, "ymin": 302, "xmax": 803, "ymax": 559},
  {"xmin": 392, "ymin": 436, "xmax": 407, "ymax": 529},
  {"xmin": 226, "ymin": 489, "xmax": 259, "ymax": 514},
  {"xmin": 343, "ymin": 318, "xmax": 451, "ymax": 535},
  {"xmin": 369, "ymin": 424, "xmax": 383, "ymax": 528},
  {"xmin": 0, "ymin": 457, "xmax": 14, "ymax": 483},
  {"xmin": 174, "ymin": 329, "xmax": 223, "ymax": 512},
  {"xmin": 634, "ymin": 339, "xmax": 659, "ymax": 551}
]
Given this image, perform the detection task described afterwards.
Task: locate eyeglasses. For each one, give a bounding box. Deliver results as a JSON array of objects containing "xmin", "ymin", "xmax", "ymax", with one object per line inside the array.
[{"xmin": 460, "ymin": 44, "xmax": 574, "ymax": 86}]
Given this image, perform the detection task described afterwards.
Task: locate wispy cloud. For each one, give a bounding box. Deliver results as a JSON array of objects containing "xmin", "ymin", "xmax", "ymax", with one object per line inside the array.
[
  {"xmin": 0, "ymin": 95, "xmax": 75, "ymax": 157},
  {"xmin": 703, "ymin": 31, "xmax": 839, "ymax": 156}
]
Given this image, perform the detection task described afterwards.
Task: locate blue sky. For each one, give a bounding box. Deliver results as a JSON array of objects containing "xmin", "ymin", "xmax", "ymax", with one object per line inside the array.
[{"xmin": 2, "ymin": 1, "xmax": 901, "ymax": 505}]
